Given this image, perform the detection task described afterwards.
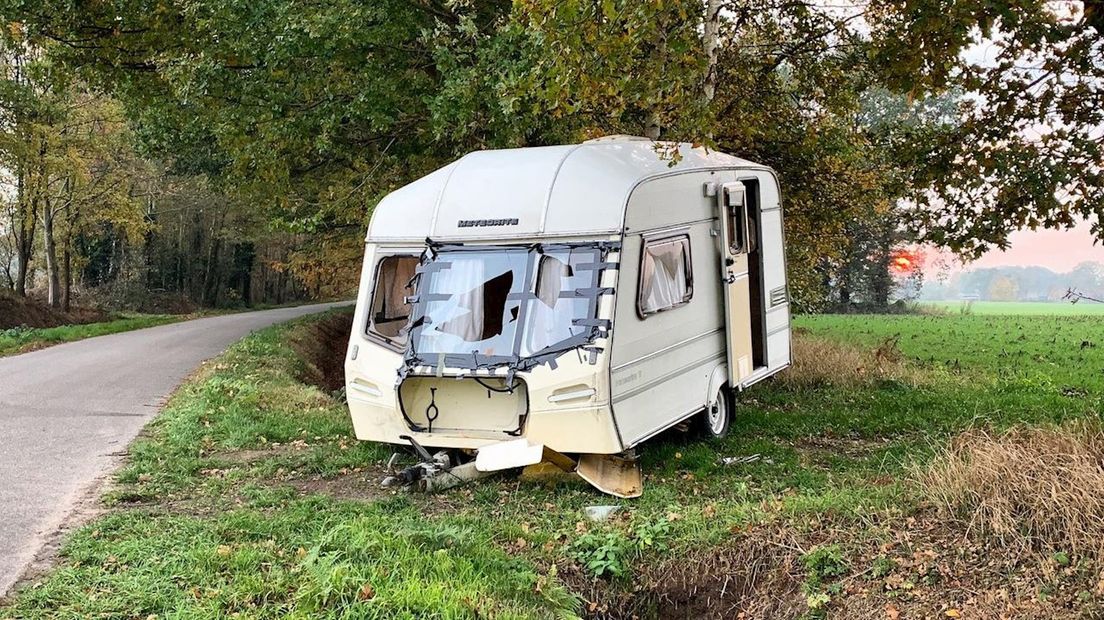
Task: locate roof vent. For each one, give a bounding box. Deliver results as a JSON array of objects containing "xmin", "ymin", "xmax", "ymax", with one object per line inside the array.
[{"xmin": 582, "ymin": 135, "xmax": 652, "ymax": 143}]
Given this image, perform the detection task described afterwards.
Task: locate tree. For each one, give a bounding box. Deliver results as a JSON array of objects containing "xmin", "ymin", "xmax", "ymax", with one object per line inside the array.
[
  {"xmin": 868, "ymin": 0, "xmax": 1104, "ymax": 257},
  {"xmin": 988, "ymin": 275, "xmax": 1020, "ymax": 301},
  {"xmin": 5, "ymin": 0, "xmax": 1098, "ymax": 310}
]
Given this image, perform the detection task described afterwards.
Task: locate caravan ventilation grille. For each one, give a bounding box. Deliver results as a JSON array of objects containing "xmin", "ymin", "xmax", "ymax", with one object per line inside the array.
[{"xmin": 770, "ymin": 286, "xmax": 788, "ymax": 307}]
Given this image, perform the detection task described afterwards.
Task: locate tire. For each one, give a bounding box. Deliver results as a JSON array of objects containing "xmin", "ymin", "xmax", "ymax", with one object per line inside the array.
[{"xmin": 697, "ymin": 384, "xmax": 733, "ymax": 439}]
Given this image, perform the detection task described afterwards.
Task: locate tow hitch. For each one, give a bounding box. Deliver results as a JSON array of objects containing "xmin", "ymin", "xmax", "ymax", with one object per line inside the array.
[
  {"xmin": 380, "ymin": 436, "xmax": 641, "ymax": 498},
  {"xmin": 381, "ymin": 435, "xmax": 490, "ymax": 493}
]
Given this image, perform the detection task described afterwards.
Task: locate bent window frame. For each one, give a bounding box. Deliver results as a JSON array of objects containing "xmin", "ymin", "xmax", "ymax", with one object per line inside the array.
[{"xmin": 401, "ymin": 241, "xmax": 617, "ymax": 374}]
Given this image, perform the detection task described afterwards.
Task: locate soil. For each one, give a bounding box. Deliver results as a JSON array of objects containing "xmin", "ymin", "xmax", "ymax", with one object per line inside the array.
[
  {"xmin": 563, "ymin": 512, "xmax": 1104, "ymax": 620},
  {"xmin": 288, "ymin": 310, "xmax": 353, "ymax": 392},
  {"xmin": 285, "ymin": 470, "xmax": 392, "ymax": 502},
  {"xmin": 562, "ymin": 526, "xmax": 807, "ymax": 620},
  {"xmin": 0, "ymin": 293, "xmax": 107, "ymax": 330}
]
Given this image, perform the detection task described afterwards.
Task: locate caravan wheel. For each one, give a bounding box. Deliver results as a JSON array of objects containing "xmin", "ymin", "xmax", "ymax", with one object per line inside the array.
[{"xmin": 698, "ymin": 385, "xmax": 733, "ymax": 439}]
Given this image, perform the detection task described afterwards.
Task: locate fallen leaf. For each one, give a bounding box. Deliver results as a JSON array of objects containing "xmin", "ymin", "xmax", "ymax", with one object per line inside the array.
[
  {"xmin": 886, "ymin": 605, "xmax": 900, "ymax": 619},
  {"xmin": 358, "ymin": 583, "xmax": 375, "ymax": 601},
  {"xmin": 216, "ymin": 545, "xmax": 232, "ymax": 557},
  {"xmin": 946, "ymin": 609, "xmax": 961, "ymax": 618}
]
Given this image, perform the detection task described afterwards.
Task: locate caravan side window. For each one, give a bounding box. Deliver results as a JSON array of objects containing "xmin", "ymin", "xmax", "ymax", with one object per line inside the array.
[
  {"xmin": 367, "ymin": 255, "xmax": 419, "ymax": 347},
  {"xmin": 637, "ymin": 235, "xmax": 693, "ymax": 317}
]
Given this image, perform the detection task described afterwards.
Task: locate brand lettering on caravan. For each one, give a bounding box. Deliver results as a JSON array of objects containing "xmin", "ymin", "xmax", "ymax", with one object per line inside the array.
[{"xmin": 456, "ymin": 218, "xmax": 520, "ymax": 228}]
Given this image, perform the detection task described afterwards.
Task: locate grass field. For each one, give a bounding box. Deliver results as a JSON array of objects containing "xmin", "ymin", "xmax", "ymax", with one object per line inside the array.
[
  {"xmin": 0, "ymin": 314, "xmax": 182, "ymax": 357},
  {"xmin": 3, "ymin": 309, "xmax": 1103, "ymax": 618},
  {"xmin": 921, "ymin": 299, "xmax": 1104, "ymax": 315}
]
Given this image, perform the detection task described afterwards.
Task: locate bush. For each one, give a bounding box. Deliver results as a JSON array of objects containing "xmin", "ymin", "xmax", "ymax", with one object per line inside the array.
[{"xmin": 919, "ymin": 423, "xmax": 1104, "ymax": 560}]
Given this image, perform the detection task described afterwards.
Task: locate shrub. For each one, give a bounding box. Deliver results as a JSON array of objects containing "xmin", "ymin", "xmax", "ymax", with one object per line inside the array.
[
  {"xmin": 801, "ymin": 544, "xmax": 849, "ymax": 586},
  {"xmin": 569, "ymin": 516, "xmax": 672, "ymax": 578}
]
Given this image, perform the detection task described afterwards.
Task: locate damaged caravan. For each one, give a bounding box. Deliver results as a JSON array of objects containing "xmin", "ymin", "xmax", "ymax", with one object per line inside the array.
[{"xmin": 345, "ymin": 136, "xmax": 790, "ymax": 496}]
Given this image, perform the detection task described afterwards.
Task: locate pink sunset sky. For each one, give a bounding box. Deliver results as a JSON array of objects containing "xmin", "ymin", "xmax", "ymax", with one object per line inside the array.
[{"xmin": 933, "ymin": 221, "xmax": 1103, "ymax": 275}]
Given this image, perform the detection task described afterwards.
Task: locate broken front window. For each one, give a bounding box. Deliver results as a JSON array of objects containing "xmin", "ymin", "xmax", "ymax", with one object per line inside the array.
[
  {"xmin": 407, "ymin": 244, "xmax": 606, "ymax": 368},
  {"xmin": 367, "ymin": 255, "xmax": 419, "ymax": 345},
  {"xmin": 413, "ymin": 249, "xmax": 528, "ymax": 359},
  {"xmin": 520, "ymin": 248, "xmax": 599, "ymax": 357}
]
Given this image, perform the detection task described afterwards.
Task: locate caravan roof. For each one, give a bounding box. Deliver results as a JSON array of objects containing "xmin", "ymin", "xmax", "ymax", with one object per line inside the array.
[{"xmin": 366, "ymin": 137, "xmax": 767, "ymax": 243}]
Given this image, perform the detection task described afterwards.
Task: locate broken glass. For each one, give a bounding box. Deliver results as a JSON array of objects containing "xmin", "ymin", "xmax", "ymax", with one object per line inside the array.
[{"xmin": 406, "ymin": 243, "xmax": 609, "ymax": 370}]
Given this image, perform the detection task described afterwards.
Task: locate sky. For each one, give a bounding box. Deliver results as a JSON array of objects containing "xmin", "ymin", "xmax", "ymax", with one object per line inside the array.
[
  {"xmin": 965, "ymin": 223, "xmax": 1102, "ymax": 272},
  {"xmin": 924, "ymin": 222, "xmax": 1103, "ymax": 278}
]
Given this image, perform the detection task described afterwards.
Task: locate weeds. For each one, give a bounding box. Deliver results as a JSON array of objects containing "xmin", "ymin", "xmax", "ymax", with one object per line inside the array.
[
  {"xmin": 569, "ymin": 516, "xmax": 672, "ymax": 578},
  {"xmin": 920, "ymin": 422, "xmax": 1104, "ymax": 561}
]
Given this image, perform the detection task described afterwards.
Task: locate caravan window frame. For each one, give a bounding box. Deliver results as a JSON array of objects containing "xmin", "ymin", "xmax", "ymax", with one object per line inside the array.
[
  {"xmin": 365, "ymin": 253, "xmax": 420, "ymax": 351},
  {"xmin": 636, "ymin": 233, "xmax": 694, "ymax": 318}
]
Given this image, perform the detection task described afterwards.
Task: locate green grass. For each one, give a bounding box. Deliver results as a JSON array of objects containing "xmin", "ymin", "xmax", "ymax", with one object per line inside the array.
[
  {"xmin": 4, "ymin": 309, "xmax": 1104, "ymax": 618},
  {"xmin": 0, "ymin": 314, "xmax": 183, "ymax": 357},
  {"xmin": 920, "ymin": 300, "xmax": 1104, "ymax": 315}
]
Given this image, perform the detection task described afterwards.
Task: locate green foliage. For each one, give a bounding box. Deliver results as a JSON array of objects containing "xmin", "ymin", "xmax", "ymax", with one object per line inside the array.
[
  {"xmin": 0, "ymin": 0, "xmax": 942, "ymax": 308},
  {"xmin": 802, "ymin": 544, "xmax": 850, "ymax": 586},
  {"xmin": 3, "ymin": 0, "xmax": 1102, "ymax": 308},
  {"xmin": 866, "ymin": 0, "xmax": 1104, "ymax": 257},
  {"xmin": 569, "ymin": 515, "xmax": 672, "ymax": 578},
  {"xmin": 871, "ymin": 554, "xmax": 897, "ymax": 579},
  {"xmin": 569, "ymin": 530, "xmax": 633, "ymax": 578}
]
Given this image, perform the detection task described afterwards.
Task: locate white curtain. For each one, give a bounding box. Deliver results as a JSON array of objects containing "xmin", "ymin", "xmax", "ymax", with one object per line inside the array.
[
  {"xmin": 428, "ymin": 257, "xmax": 486, "ymax": 343},
  {"xmin": 642, "ymin": 242, "xmax": 688, "ymax": 313},
  {"xmin": 523, "ymin": 254, "xmax": 580, "ymax": 355}
]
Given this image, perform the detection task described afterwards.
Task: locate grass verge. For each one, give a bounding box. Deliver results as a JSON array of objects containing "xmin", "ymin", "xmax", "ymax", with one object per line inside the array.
[{"xmin": 0, "ymin": 314, "xmax": 182, "ymax": 357}]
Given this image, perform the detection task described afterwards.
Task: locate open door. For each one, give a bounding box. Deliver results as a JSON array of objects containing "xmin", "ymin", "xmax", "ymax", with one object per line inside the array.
[{"xmin": 716, "ymin": 182, "xmax": 754, "ymax": 388}]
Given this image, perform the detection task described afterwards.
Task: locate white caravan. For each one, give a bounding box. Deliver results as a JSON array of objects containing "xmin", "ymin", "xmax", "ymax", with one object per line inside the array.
[{"xmin": 345, "ymin": 136, "xmax": 790, "ymax": 487}]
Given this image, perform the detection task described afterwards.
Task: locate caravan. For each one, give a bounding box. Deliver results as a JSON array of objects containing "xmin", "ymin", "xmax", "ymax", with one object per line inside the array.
[{"xmin": 345, "ymin": 136, "xmax": 790, "ymax": 489}]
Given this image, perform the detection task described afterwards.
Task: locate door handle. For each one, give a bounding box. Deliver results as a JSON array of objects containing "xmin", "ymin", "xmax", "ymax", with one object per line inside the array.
[{"xmin": 723, "ymin": 272, "xmax": 737, "ymax": 284}]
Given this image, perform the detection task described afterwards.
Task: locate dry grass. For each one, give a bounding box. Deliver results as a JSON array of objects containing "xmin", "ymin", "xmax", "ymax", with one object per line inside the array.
[
  {"xmin": 564, "ymin": 525, "xmax": 807, "ymax": 619},
  {"xmin": 775, "ymin": 331, "xmax": 920, "ymax": 389},
  {"xmin": 919, "ymin": 423, "xmax": 1104, "ymax": 560}
]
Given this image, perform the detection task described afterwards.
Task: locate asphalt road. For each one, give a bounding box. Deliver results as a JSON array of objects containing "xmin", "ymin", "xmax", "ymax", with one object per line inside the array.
[{"xmin": 0, "ymin": 303, "xmax": 345, "ymax": 596}]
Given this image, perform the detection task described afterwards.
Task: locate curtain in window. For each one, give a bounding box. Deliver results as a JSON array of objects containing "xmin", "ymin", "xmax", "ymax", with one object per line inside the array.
[
  {"xmin": 640, "ymin": 240, "xmax": 688, "ymax": 314},
  {"xmin": 371, "ymin": 256, "xmax": 417, "ymax": 339},
  {"xmin": 430, "ymin": 257, "xmax": 489, "ymax": 342},
  {"xmin": 522, "ymin": 253, "xmax": 586, "ymax": 356}
]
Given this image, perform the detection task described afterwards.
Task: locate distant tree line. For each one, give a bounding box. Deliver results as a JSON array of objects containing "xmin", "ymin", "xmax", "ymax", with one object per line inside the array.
[
  {"xmin": 0, "ymin": 39, "xmax": 312, "ymax": 310},
  {"xmin": 921, "ymin": 262, "xmax": 1104, "ymax": 302}
]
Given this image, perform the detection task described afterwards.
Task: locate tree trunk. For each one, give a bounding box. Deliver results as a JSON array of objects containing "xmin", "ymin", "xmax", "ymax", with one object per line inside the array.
[
  {"xmin": 13, "ymin": 168, "xmax": 36, "ymax": 297},
  {"xmin": 703, "ymin": 0, "xmax": 722, "ymax": 105},
  {"xmin": 62, "ymin": 244, "xmax": 72, "ymax": 312},
  {"xmin": 43, "ymin": 203, "xmax": 61, "ymax": 308},
  {"xmin": 872, "ymin": 234, "xmax": 893, "ymax": 308},
  {"xmin": 202, "ymin": 219, "xmax": 224, "ymax": 307}
]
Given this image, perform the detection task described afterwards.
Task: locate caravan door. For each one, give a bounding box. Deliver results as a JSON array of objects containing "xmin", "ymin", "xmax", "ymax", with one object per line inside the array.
[{"xmin": 716, "ymin": 181, "xmax": 754, "ymax": 387}]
